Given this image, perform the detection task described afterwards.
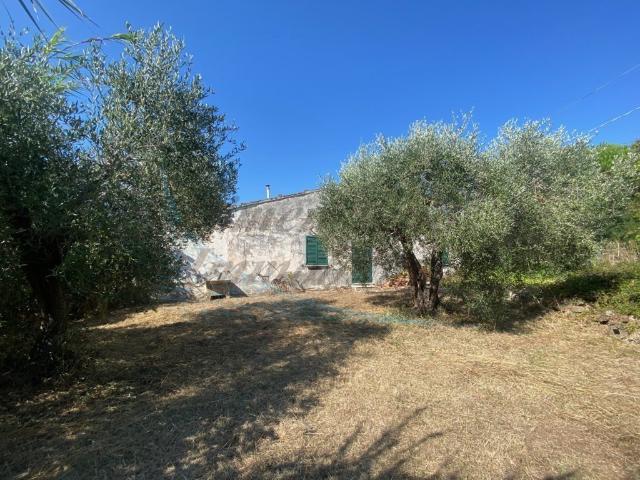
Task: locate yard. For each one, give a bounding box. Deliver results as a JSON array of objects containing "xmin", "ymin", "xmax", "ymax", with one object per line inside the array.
[{"xmin": 1, "ymin": 288, "xmax": 639, "ymax": 479}]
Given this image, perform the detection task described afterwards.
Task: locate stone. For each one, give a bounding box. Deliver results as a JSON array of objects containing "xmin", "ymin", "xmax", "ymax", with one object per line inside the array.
[
  {"xmin": 564, "ymin": 304, "xmax": 590, "ymax": 314},
  {"xmin": 626, "ymin": 331, "xmax": 640, "ymax": 344}
]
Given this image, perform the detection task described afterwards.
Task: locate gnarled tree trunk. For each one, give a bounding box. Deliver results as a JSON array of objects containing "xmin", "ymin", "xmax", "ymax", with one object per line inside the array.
[
  {"xmin": 9, "ymin": 208, "xmax": 68, "ymax": 372},
  {"xmin": 428, "ymin": 250, "xmax": 444, "ymax": 312},
  {"xmin": 398, "ymin": 235, "xmax": 444, "ymax": 314},
  {"xmin": 400, "ymin": 238, "xmax": 428, "ymax": 314}
]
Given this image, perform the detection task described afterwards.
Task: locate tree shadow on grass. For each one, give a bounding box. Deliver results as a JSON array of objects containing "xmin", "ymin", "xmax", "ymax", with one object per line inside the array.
[
  {"xmin": 0, "ymin": 295, "xmax": 590, "ymax": 479},
  {"xmin": 360, "ymin": 263, "xmax": 639, "ymax": 333},
  {"xmin": 244, "ymin": 402, "xmax": 579, "ymax": 479},
  {"xmin": 533, "ymin": 266, "xmax": 637, "ymax": 304},
  {"xmin": 0, "ymin": 298, "xmax": 390, "ymax": 479},
  {"xmin": 507, "ymin": 264, "xmax": 639, "ymax": 328},
  {"xmin": 246, "ymin": 406, "xmax": 452, "ymax": 479},
  {"xmin": 362, "ymin": 288, "xmax": 414, "ymax": 311}
]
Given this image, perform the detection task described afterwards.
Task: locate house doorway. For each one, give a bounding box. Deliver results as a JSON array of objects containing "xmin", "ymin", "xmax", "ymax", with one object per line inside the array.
[{"xmin": 351, "ymin": 246, "xmax": 373, "ymax": 284}]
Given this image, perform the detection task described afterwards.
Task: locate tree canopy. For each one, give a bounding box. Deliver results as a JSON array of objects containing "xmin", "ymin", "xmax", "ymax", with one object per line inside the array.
[
  {"xmin": 314, "ymin": 118, "xmax": 638, "ymax": 316},
  {"xmin": 595, "ymin": 141, "xmax": 640, "ymax": 242},
  {"xmin": 314, "ymin": 118, "xmax": 479, "ymax": 312},
  {"xmin": 0, "ymin": 25, "xmax": 239, "ymax": 374}
]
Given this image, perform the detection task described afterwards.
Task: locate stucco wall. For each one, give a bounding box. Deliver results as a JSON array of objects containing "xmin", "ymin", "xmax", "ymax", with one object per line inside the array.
[{"xmin": 179, "ymin": 190, "xmax": 383, "ymax": 299}]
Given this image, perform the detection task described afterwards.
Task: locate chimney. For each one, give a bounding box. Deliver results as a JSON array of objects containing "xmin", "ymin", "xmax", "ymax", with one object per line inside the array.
[{"xmin": 265, "ymin": 184, "xmax": 271, "ymax": 199}]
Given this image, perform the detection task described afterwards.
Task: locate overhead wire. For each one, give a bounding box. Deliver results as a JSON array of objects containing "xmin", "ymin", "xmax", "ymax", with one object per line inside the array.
[
  {"xmin": 555, "ymin": 61, "xmax": 640, "ymax": 114},
  {"xmin": 588, "ymin": 105, "xmax": 640, "ymax": 134}
]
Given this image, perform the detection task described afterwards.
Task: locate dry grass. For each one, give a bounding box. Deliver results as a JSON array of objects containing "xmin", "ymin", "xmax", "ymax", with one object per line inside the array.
[{"xmin": 1, "ymin": 288, "xmax": 639, "ymax": 479}]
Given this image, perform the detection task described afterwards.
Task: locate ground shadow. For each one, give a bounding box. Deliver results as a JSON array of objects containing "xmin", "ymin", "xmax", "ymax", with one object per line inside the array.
[
  {"xmin": 205, "ymin": 279, "xmax": 248, "ymax": 297},
  {"xmin": 361, "ymin": 263, "xmax": 638, "ymax": 333},
  {"xmin": 0, "ymin": 294, "xmax": 593, "ymax": 478},
  {"xmin": 243, "ymin": 403, "xmax": 578, "ymax": 479},
  {"xmin": 244, "ymin": 407, "xmax": 453, "ymax": 479},
  {"xmin": 359, "ymin": 287, "xmax": 530, "ymax": 331},
  {"xmin": 0, "ymin": 297, "xmax": 389, "ymax": 479},
  {"xmin": 364, "ymin": 288, "xmax": 413, "ymax": 311},
  {"xmin": 534, "ymin": 268, "xmax": 636, "ymax": 304}
]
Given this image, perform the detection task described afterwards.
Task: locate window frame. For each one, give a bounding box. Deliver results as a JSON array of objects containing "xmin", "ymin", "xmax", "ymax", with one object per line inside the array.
[{"xmin": 305, "ymin": 235, "xmax": 329, "ymax": 267}]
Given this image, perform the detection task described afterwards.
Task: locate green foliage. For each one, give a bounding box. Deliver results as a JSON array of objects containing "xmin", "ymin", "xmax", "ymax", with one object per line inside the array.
[
  {"xmin": 598, "ymin": 262, "xmax": 640, "ymax": 317},
  {"xmin": 0, "ymin": 31, "xmax": 84, "ymax": 373},
  {"xmin": 0, "ymin": 26, "xmax": 239, "ymax": 376},
  {"xmin": 447, "ymin": 122, "xmax": 637, "ymax": 320},
  {"xmin": 63, "ymin": 25, "xmax": 239, "ymax": 309},
  {"xmin": 0, "ymin": 221, "xmax": 34, "ymax": 371},
  {"xmin": 316, "ymin": 118, "xmax": 475, "ymax": 260},
  {"xmin": 314, "ymin": 117, "xmax": 479, "ymax": 311},
  {"xmin": 458, "ymin": 126, "xmax": 592, "ymax": 266},
  {"xmin": 610, "ymin": 198, "xmax": 640, "ymax": 242},
  {"xmin": 595, "ymin": 143, "xmax": 629, "ymax": 170},
  {"xmin": 594, "ymin": 142, "xmax": 640, "ymax": 241},
  {"xmin": 523, "ymin": 258, "xmax": 640, "ymax": 318},
  {"xmin": 315, "ymin": 118, "xmax": 638, "ymax": 320}
]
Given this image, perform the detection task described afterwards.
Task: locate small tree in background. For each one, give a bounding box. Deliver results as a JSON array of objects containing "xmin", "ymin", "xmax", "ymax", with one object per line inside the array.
[
  {"xmin": 595, "ymin": 141, "xmax": 640, "ymax": 242},
  {"xmin": 0, "ymin": 26, "xmax": 239, "ymax": 375},
  {"xmin": 595, "ymin": 143, "xmax": 629, "ymax": 170}
]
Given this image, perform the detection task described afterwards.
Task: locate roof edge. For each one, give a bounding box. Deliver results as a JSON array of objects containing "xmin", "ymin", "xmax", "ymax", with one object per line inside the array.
[{"xmin": 233, "ymin": 189, "xmax": 319, "ymax": 211}]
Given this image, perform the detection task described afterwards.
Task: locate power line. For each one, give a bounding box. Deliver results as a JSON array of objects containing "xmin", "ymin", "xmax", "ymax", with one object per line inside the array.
[
  {"xmin": 556, "ymin": 61, "xmax": 640, "ymax": 114},
  {"xmin": 588, "ymin": 105, "xmax": 640, "ymax": 134}
]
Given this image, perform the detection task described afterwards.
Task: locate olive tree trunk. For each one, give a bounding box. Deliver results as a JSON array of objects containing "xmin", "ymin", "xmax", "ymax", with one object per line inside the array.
[
  {"xmin": 400, "ymin": 239, "xmax": 428, "ymax": 314},
  {"xmin": 399, "ymin": 237, "xmax": 444, "ymax": 314},
  {"xmin": 428, "ymin": 250, "xmax": 444, "ymax": 311},
  {"xmin": 10, "ymin": 209, "xmax": 68, "ymax": 371}
]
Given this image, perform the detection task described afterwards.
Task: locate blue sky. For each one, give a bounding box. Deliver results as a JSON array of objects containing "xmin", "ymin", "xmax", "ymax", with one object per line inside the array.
[{"xmin": 3, "ymin": 0, "xmax": 640, "ymax": 202}]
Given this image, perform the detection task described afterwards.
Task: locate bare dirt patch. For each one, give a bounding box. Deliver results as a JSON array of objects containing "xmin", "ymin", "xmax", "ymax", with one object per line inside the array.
[{"xmin": 1, "ymin": 289, "xmax": 639, "ymax": 479}]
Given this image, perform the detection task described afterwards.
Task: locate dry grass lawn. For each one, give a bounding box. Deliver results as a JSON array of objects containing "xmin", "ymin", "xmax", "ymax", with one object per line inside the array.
[{"xmin": 1, "ymin": 288, "xmax": 639, "ymax": 479}]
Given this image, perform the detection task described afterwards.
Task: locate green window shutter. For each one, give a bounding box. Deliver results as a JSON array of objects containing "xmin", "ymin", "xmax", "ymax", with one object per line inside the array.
[
  {"xmin": 306, "ymin": 236, "xmax": 317, "ymax": 265},
  {"xmin": 316, "ymin": 239, "xmax": 328, "ymax": 265},
  {"xmin": 306, "ymin": 236, "xmax": 328, "ymax": 266}
]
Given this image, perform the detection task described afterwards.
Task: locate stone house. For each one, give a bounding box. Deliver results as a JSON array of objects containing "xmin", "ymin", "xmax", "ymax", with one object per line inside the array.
[{"xmin": 180, "ymin": 189, "xmax": 384, "ymax": 298}]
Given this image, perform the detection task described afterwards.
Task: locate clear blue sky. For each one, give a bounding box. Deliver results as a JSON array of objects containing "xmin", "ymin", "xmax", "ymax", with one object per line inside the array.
[{"xmin": 3, "ymin": 1, "xmax": 640, "ymax": 202}]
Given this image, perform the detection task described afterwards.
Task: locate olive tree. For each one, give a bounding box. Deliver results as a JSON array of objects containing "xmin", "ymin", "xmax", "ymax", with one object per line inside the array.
[
  {"xmin": 454, "ymin": 124, "xmax": 599, "ymax": 273},
  {"xmin": 314, "ymin": 119, "xmax": 480, "ymax": 313},
  {"xmin": 0, "ymin": 26, "xmax": 239, "ymax": 373},
  {"xmin": 447, "ymin": 121, "xmax": 638, "ymax": 316},
  {"xmin": 315, "ymin": 119, "xmax": 637, "ymax": 317}
]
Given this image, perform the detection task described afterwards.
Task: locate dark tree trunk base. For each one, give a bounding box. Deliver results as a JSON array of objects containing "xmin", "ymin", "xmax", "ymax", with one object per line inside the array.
[
  {"xmin": 9, "ymin": 208, "xmax": 69, "ymax": 375},
  {"xmin": 429, "ymin": 251, "xmax": 444, "ymax": 312},
  {"xmin": 400, "ymin": 239, "xmax": 429, "ymax": 314}
]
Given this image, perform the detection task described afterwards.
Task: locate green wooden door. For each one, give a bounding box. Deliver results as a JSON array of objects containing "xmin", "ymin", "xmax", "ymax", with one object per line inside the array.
[{"xmin": 351, "ymin": 246, "xmax": 373, "ymax": 284}]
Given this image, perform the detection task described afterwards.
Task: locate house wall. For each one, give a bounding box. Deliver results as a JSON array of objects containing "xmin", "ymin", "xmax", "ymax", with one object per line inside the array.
[{"xmin": 179, "ymin": 190, "xmax": 384, "ymax": 298}]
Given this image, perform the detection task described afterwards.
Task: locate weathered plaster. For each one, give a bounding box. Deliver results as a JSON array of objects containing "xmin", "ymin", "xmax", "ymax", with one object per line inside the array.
[{"xmin": 180, "ymin": 190, "xmax": 383, "ymax": 299}]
